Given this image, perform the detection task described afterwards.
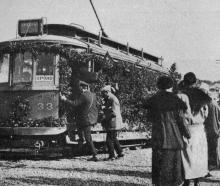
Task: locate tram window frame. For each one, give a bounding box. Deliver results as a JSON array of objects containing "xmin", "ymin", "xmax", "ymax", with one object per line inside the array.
[
  {"xmin": 87, "ymin": 60, "xmax": 101, "ymax": 73},
  {"xmin": 36, "ymin": 53, "xmax": 55, "ymax": 76},
  {"xmin": 32, "ymin": 53, "xmax": 58, "ymax": 90},
  {"xmin": 88, "ymin": 60, "xmax": 99, "ymax": 72},
  {"xmin": 0, "ymin": 54, "xmax": 10, "ymax": 84},
  {"xmin": 34, "ymin": 53, "xmax": 56, "ymax": 84},
  {"xmin": 12, "ymin": 52, "xmax": 33, "ymax": 84}
]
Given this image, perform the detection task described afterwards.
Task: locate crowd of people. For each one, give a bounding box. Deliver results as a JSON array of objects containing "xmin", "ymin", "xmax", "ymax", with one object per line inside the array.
[
  {"xmin": 61, "ymin": 71, "xmax": 220, "ymax": 186},
  {"xmin": 145, "ymin": 72, "xmax": 220, "ymax": 186}
]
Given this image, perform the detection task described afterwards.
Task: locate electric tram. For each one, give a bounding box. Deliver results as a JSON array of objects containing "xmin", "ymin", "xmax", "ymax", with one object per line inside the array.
[{"xmin": 0, "ymin": 18, "xmax": 167, "ymax": 157}]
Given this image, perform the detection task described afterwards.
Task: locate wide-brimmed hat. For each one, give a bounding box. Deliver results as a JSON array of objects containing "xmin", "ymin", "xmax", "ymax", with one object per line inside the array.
[
  {"xmin": 183, "ymin": 72, "xmax": 197, "ymax": 86},
  {"xmin": 157, "ymin": 76, "xmax": 173, "ymax": 90}
]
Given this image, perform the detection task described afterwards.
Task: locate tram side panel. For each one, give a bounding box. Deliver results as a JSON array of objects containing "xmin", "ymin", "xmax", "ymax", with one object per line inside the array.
[{"xmin": 0, "ymin": 91, "xmax": 59, "ymax": 124}]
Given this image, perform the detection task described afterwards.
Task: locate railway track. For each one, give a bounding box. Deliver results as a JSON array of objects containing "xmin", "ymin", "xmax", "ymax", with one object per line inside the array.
[{"xmin": 0, "ymin": 130, "xmax": 151, "ymax": 160}]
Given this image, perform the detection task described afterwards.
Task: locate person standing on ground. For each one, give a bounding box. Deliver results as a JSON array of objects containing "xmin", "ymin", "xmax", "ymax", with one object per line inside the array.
[
  {"xmin": 202, "ymin": 83, "xmax": 220, "ymax": 169},
  {"xmin": 178, "ymin": 72, "xmax": 211, "ymax": 186},
  {"xmin": 143, "ymin": 76, "xmax": 190, "ymax": 186},
  {"xmin": 61, "ymin": 80, "xmax": 99, "ymax": 161},
  {"xmin": 101, "ymin": 85, "xmax": 124, "ymax": 160}
]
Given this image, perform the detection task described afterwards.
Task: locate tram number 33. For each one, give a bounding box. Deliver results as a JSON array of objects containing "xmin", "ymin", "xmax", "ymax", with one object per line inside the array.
[{"xmin": 37, "ymin": 103, "xmax": 53, "ymax": 111}]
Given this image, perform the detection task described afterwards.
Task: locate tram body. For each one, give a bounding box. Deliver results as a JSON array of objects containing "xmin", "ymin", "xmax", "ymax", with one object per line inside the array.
[{"xmin": 0, "ymin": 18, "xmax": 166, "ymax": 157}]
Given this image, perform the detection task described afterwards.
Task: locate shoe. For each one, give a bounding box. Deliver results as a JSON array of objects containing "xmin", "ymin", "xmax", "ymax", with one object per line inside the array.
[
  {"xmin": 117, "ymin": 153, "xmax": 124, "ymax": 158},
  {"xmin": 104, "ymin": 156, "xmax": 116, "ymax": 161},
  {"xmin": 87, "ymin": 156, "xmax": 99, "ymax": 162},
  {"xmin": 205, "ymin": 172, "xmax": 212, "ymax": 177}
]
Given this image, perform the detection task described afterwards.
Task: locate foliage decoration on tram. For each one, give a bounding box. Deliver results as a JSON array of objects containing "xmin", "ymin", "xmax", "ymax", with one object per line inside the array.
[{"xmin": 0, "ymin": 41, "xmax": 161, "ymax": 129}]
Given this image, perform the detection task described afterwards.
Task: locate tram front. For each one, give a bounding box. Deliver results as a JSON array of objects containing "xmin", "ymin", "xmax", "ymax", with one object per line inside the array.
[
  {"xmin": 0, "ymin": 19, "xmax": 88, "ymax": 157},
  {"xmin": 0, "ymin": 51, "xmax": 60, "ymax": 122}
]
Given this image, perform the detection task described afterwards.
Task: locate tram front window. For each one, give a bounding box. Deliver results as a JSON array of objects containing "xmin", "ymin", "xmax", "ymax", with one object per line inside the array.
[
  {"xmin": 0, "ymin": 54, "xmax": 9, "ymax": 83},
  {"xmin": 13, "ymin": 52, "xmax": 33, "ymax": 83},
  {"xmin": 36, "ymin": 53, "xmax": 54, "ymax": 76}
]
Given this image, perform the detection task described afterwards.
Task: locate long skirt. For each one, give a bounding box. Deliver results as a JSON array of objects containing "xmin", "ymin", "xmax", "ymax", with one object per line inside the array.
[
  {"xmin": 181, "ymin": 124, "xmax": 208, "ymax": 179},
  {"xmin": 152, "ymin": 149, "xmax": 184, "ymax": 186}
]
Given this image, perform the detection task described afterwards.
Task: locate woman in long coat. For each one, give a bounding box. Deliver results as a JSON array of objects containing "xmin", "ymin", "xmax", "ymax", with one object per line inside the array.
[
  {"xmin": 144, "ymin": 76, "xmax": 190, "ymax": 186},
  {"xmin": 177, "ymin": 72, "xmax": 211, "ymax": 186}
]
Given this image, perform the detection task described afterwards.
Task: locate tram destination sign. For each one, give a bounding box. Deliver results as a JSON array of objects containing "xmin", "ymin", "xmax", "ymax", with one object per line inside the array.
[
  {"xmin": 18, "ymin": 19, "xmax": 43, "ymax": 36},
  {"xmin": 36, "ymin": 75, "xmax": 53, "ymax": 82}
]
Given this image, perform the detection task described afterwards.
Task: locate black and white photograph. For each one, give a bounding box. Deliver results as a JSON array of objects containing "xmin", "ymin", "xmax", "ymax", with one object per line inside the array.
[{"xmin": 0, "ymin": 0, "xmax": 220, "ymax": 185}]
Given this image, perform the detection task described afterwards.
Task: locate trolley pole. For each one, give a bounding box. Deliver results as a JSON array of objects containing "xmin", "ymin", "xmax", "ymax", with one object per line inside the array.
[{"xmin": 89, "ymin": 0, "xmax": 108, "ymax": 37}]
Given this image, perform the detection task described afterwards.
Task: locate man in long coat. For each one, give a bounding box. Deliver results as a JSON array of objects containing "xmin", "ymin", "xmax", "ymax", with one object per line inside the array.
[
  {"xmin": 101, "ymin": 85, "xmax": 124, "ymax": 160},
  {"xmin": 202, "ymin": 84, "xmax": 220, "ymax": 169}
]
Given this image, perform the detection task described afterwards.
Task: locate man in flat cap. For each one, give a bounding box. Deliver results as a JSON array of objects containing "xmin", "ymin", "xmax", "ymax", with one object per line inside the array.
[
  {"xmin": 101, "ymin": 85, "xmax": 124, "ymax": 160},
  {"xmin": 61, "ymin": 80, "xmax": 98, "ymax": 161}
]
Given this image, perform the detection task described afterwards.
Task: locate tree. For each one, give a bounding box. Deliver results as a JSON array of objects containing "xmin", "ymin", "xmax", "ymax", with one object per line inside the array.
[{"xmin": 169, "ymin": 63, "xmax": 181, "ymax": 90}]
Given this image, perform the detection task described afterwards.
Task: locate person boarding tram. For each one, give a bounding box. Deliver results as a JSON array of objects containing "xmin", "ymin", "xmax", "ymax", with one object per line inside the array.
[{"xmin": 60, "ymin": 80, "xmax": 99, "ymax": 161}]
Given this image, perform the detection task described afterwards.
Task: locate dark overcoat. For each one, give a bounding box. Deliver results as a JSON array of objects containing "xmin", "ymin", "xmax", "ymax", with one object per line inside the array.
[
  {"xmin": 144, "ymin": 91, "xmax": 190, "ymax": 149},
  {"xmin": 144, "ymin": 90, "xmax": 190, "ymax": 186},
  {"xmin": 67, "ymin": 91, "xmax": 98, "ymax": 128},
  {"xmin": 204, "ymin": 100, "xmax": 220, "ymax": 166}
]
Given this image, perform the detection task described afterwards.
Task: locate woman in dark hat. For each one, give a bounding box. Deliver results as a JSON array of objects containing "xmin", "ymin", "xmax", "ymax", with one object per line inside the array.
[
  {"xmin": 183, "ymin": 72, "xmax": 197, "ymax": 87},
  {"xmin": 143, "ymin": 75, "xmax": 190, "ymax": 186},
  {"xmin": 177, "ymin": 72, "xmax": 211, "ymax": 186}
]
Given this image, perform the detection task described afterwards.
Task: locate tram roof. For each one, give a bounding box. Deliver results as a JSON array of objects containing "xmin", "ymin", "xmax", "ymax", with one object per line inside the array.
[
  {"xmin": 0, "ymin": 34, "xmax": 168, "ymax": 73},
  {"xmin": 44, "ymin": 24, "xmax": 168, "ymax": 73},
  {"xmin": 0, "ymin": 35, "xmax": 88, "ymax": 49},
  {"xmin": 45, "ymin": 24, "xmax": 161, "ymax": 63},
  {"xmin": 88, "ymin": 42, "xmax": 168, "ymax": 73}
]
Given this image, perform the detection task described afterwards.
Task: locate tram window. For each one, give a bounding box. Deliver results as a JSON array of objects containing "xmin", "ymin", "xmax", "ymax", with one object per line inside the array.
[
  {"xmin": 13, "ymin": 52, "xmax": 33, "ymax": 83},
  {"xmin": 0, "ymin": 54, "xmax": 9, "ymax": 83},
  {"xmin": 36, "ymin": 53, "xmax": 54, "ymax": 75}
]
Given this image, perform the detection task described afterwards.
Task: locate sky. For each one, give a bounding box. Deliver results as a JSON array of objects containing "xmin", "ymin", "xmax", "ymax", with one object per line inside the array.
[{"xmin": 0, "ymin": 0, "xmax": 220, "ymax": 81}]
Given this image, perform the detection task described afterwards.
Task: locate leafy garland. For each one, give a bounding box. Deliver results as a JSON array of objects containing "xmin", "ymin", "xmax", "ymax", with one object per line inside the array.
[
  {"xmin": 0, "ymin": 42, "xmax": 162, "ymax": 129},
  {"xmin": 95, "ymin": 59, "xmax": 160, "ymax": 131},
  {"xmin": 0, "ymin": 96, "xmax": 66, "ymax": 127}
]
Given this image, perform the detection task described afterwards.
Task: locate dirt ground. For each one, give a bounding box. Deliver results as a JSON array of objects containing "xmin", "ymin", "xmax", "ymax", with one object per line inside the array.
[{"xmin": 0, "ymin": 148, "xmax": 220, "ymax": 186}]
